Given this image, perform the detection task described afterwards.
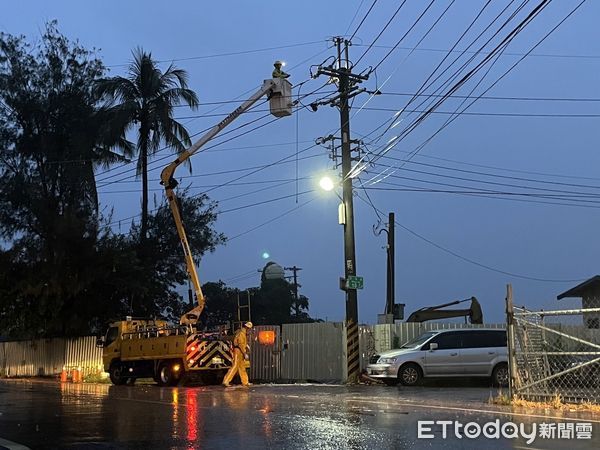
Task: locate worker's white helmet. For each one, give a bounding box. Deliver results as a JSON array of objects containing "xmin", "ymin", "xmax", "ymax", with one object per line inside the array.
[
  {"xmin": 274, "ymin": 60, "xmax": 284, "ymax": 67},
  {"xmin": 244, "ymin": 321, "xmax": 253, "ymax": 329}
]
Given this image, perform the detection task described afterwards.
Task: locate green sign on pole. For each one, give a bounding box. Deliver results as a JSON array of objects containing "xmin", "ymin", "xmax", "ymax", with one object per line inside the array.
[{"xmin": 346, "ymin": 276, "xmax": 364, "ymax": 290}]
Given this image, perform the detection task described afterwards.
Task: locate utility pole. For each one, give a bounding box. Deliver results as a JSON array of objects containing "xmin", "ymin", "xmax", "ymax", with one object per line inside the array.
[
  {"xmin": 284, "ymin": 266, "xmax": 302, "ymax": 317},
  {"xmin": 314, "ymin": 37, "xmax": 369, "ymax": 383},
  {"xmin": 375, "ymin": 212, "xmax": 396, "ymax": 324},
  {"xmin": 386, "ymin": 212, "xmax": 395, "ymax": 317}
]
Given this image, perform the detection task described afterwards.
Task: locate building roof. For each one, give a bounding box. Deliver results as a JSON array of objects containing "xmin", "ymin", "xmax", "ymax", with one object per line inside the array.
[{"xmin": 557, "ymin": 275, "xmax": 600, "ymax": 300}]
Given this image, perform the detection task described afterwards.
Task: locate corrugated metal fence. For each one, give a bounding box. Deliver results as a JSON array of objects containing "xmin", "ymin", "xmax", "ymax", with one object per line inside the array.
[
  {"xmin": 1, "ymin": 336, "xmax": 102, "ymax": 378},
  {"xmin": 1, "ymin": 322, "xmax": 504, "ymax": 382},
  {"xmin": 249, "ymin": 325, "xmax": 281, "ymax": 382},
  {"xmin": 280, "ymin": 322, "xmax": 346, "ymax": 382}
]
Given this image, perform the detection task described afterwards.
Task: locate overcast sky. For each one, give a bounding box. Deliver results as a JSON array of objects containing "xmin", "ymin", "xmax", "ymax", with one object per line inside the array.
[{"xmin": 3, "ymin": 1, "xmax": 600, "ymax": 324}]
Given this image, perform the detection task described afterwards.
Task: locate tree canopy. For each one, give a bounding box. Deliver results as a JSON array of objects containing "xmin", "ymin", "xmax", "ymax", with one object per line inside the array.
[
  {"xmin": 0, "ymin": 23, "xmax": 315, "ymax": 338},
  {"xmin": 0, "ymin": 24, "xmax": 222, "ymax": 338}
]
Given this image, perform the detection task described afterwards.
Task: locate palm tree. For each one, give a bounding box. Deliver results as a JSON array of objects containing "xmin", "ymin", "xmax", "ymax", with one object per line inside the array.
[{"xmin": 95, "ymin": 48, "xmax": 199, "ymax": 242}]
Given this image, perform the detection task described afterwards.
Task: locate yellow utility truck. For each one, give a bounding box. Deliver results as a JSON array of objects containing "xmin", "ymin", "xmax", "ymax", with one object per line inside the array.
[
  {"xmin": 97, "ymin": 77, "xmax": 292, "ymax": 386},
  {"xmin": 99, "ymin": 317, "xmax": 234, "ymax": 386}
]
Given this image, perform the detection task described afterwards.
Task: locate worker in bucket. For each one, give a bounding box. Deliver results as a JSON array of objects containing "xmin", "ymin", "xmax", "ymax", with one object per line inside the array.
[
  {"xmin": 222, "ymin": 321, "xmax": 253, "ymax": 387},
  {"xmin": 272, "ymin": 60, "xmax": 290, "ymax": 79}
]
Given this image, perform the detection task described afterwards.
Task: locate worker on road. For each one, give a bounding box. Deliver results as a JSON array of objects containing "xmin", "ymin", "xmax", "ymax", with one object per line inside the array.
[
  {"xmin": 272, "ymin": 60, "xmax": 290, "ymax": 79},
  {"xmin": 222, "ymin": 321, "xmax": 253, "ymax": 387}
]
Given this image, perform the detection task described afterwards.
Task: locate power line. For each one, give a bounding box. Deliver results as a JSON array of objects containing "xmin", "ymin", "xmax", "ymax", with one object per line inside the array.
[
  {"xmin": 353, "ymin": 44, "xmax": 600, "ymax": 60},
  {"xmin": 361, "ymin": 106, "xmax": 600, "ymax": 118},
  {"xmin": 99, "ymin": 177, "xmax": 311, "ymax": 194},
  {"xmin": 360, "ymin": 162, "xmax": 600, "ymax": 209},
  {"xmin": 372, "ymin": 0, "xmax": 588, "ymax": 179},
  {"xmin": 378, "ymin": 91, "xmax": 600, "ymax": 102},
  {"xmin": 224, "ymin": 269, "xmax": 259, "ymax": 283},
  {"xmin": 97, "ymin": 82, "xmax": 331, "ymax": 187},
  {"xmin": 370, "ymin": 0, "xmax": 437, "ymax": 73},
  {"xmin": 219, "ymin": 189, "xmax": 314, "ymax": 214},
  {"xmin": 100, "ymin": 154, "xmax": 321, "ymax": 188},
  {"xmin": 358, "ymin": 0, "xmax": 503, "ymax": 144},
  {"xmin": 368, "ymin": 162, "xmax": 600, "ymax": 204},
  {"xmin": 349, "ymin": 0, "xmax": 379, "ymax": 41},
  {"xmin": 407, "ymin": 151, "xmax": 600, "ymax": 182},
  {"xmin": 357, "ymin": 0, "xmax": 562, "ymax": 178},
  {"xmin": 347, "ymin": 0, "xmax": 481, "ymax": 130},
  {"xmin": 106, "ymin": 40, "xmax": 327, "ymax": 67},
  {"xmin": 96, "ymin": 113, "xmax": 274, "ymax": 186},
  {"xmin": 344, "ymin": 0, "xmax": 367, "ymax": 36},
  {"xmin": 104, "ymin": 142, "xmax": 322, "ymax": 227},
  {"xmin": 228, "ymin": 197, "xmax": 316, "ymax": 241},
  {"xmin": 354, "ymin": 0, "xmax": 407, "ymax": 66},
  {"xmin": 378, "ymin": 154, "xmax": 600, "ymax": 191},
  {"xmin": 165, "ymin": 74, "xmax": 600, "ymax": 114},
  {"xmin": 94, "ymin": 58, "xmax": 327, "ymax": 180},
  {"xmin": 364, "ymin": 181, "xmax": 600, "ymax": 209},
  {"xmin": 355, "ymin": 192, "xmax": 585, "ymax": 282}
]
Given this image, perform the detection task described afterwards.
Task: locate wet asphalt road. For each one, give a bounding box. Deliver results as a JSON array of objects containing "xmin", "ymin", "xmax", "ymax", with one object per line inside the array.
[{"xmin": 0, "ymin": 379, "xmax": 599, "ymax": 449}]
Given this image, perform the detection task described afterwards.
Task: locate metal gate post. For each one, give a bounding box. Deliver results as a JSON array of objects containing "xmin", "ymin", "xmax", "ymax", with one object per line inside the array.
[{"xmin": 505, "ymin": 284, "xmax": 517, "ymax": 398}]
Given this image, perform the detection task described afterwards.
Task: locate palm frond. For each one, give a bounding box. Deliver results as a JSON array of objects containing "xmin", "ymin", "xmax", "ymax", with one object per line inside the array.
[
  {"xmin": 157, "ymin": 87, "xmax": 199, "ymax": 109},
  {"xmin": 94, "ymin": 76, "xmax": 138, "ymax": 104},
  {"xmin": 162, "ymin": 66, "xmax": 189, "ymax": 90}
]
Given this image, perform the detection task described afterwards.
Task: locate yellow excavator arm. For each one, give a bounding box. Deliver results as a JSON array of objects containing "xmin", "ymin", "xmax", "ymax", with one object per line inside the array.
[
  {"xmin": 405, "ymin": 297, "xmax": 483, "ymax": 324},
  {"xmin": 160, "ymin": 78, "xmax": 292, "ymax": 328}
]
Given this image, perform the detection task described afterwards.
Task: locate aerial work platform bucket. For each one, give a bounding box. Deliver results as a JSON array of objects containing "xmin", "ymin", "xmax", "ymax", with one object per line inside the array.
[{"xmin": 269, "ymin": 78, "xmax": 293, "ymax": 117}]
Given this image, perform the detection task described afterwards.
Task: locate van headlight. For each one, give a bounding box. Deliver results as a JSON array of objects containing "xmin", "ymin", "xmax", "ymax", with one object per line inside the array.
[{"xmin": 379, "ymin": 357, "xmax": 397, "ymax": 364}]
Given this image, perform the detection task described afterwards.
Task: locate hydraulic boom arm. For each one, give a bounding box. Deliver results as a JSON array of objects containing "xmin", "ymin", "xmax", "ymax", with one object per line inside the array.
[
  {"xmin": 405, "ymin": 297, "xmax": 483, "ymax": 324},
  {"xmin": 161, "ymin": 78, "xmax": 289, "ymax": 328}
]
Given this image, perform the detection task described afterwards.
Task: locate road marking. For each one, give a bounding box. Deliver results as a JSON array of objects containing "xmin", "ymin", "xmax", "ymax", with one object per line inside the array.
[
  {"xmin": 514, "ymin": 446, "xmax": 546, "ymax": 450},
  {"xmin": 0, "ymin": 437, "xmax": 31, "ymax": 450},
  {"xmin": 348, "ymin": 398, "xmax": 600, "ymax": 424}
]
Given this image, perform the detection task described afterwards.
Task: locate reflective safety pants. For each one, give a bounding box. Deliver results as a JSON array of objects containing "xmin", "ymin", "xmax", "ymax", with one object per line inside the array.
[{"xmin": 223, "ymin": 348, "xmax": 249, "ymax": 386}]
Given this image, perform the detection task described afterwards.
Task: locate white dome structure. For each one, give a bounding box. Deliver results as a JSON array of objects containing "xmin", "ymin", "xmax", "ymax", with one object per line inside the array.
[{"xmin": 263, "ymin": 262, "xmax": 285, "ymax": 280}]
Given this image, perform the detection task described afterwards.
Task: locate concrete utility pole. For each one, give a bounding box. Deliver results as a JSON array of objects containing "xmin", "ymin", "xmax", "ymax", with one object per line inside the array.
[
  {"xmin": 314, "ymin": 37, "xmax": 369, "ymax": 383},
  {"xmin": 385, "ymin": 212, "xmax": 395, "ymax": 316},
  {"xmin": 284, "ymin": 266, "xmax": 302, "ymax": 317}
]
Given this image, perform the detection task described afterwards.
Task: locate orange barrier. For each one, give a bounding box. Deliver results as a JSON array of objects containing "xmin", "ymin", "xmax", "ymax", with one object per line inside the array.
[
  {"xmin": 71, "ymin": 367, "xmax": 83, "ymax": 383},
  {"xmin": 60, "ymin": 366, "xmax": 68, "ymax": 383}
]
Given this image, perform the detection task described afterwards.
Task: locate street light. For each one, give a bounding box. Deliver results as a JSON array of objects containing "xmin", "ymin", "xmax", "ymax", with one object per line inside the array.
[
  {"xmin": 318, "ymin": 175, "xmax": 346, "ymax": 224},
  {"xmin": 319, "ymin": 176, "xmax": 335, "ymax": 192},
  {"xmin": 318, "ymin": 170, "xmax": 360, "ymax": 383}
]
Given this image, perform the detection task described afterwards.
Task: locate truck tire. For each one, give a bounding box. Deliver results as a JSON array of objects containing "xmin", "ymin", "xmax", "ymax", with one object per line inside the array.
[
  {"xmin": 398, "ymin": 363, "xmax": 422, "ymax": 386},
  {"xmin": 157, "ymin": 361, "xmax": 182, "ymax": 387},
  {"xmin": 109, "ymin": 362, "xmax": 127, "ymax": 386}
]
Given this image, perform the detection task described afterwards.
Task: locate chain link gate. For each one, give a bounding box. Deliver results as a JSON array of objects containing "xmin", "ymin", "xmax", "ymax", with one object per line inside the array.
[{"xmin": 506, "ymin": 286, "xmax": 600, "ymax": 404}]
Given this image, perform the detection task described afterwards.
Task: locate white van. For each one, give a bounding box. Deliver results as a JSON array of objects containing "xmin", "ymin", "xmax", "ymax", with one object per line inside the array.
[{"xmin": 366, "ymin": 328, "xmax": 508, "ymax": 386}]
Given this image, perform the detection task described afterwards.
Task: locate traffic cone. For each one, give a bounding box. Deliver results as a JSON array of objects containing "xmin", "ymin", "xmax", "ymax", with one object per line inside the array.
[
  {"xmin": 60, "ymin": 366, "xmax": 67, "ymax": 383},
  {"xmin": 71, "ymin": 368, "xmax": 78, "ymax": 383}
]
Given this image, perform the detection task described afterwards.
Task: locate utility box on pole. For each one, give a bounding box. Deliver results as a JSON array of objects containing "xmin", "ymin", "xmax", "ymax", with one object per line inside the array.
[{"xmin": 269, "ymin": 78, "xmax": 293, "ymax": 117}]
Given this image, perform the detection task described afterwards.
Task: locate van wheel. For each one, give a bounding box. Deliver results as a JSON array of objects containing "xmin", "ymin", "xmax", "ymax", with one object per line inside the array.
[
  {"xmin": 398, "ymin": 363, "xmax": 422, "ymax": 386},
  {"xmin": 492, "ymin": 363, "xmax": 509, "ymax": 387},
  {"xmin": 109, "ymin": 362, "xmax": 127, "ymax": 385}
]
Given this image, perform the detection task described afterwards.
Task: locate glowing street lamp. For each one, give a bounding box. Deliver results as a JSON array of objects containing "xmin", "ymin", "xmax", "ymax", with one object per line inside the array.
[{"xmin": 319, "ymin": 176, "xmax": 335, "ymax": 192}]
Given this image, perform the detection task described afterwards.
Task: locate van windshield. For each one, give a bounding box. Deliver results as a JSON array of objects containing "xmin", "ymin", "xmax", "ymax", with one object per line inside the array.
[{"xmin": 401, "ymin": 331, "xmax": 438, "ymax": 348}]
